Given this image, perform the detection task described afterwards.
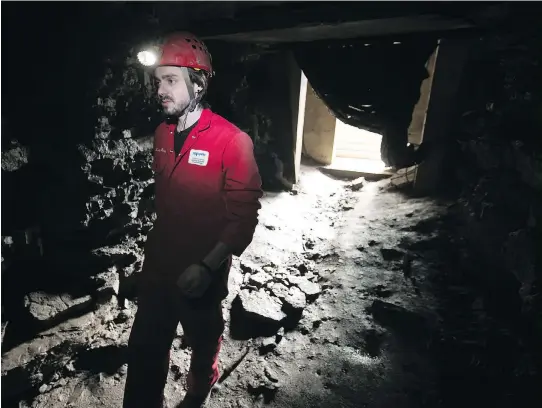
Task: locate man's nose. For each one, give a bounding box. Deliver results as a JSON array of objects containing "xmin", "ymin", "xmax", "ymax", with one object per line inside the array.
[{"xmin": 157, "ymin": 83, "xmax": 167, "ymax": 98}]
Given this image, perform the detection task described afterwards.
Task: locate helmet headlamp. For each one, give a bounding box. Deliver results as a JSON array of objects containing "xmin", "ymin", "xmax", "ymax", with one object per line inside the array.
[{"xmin": 137, "ymin": 46, "xmax": 162, "ymax": 67}]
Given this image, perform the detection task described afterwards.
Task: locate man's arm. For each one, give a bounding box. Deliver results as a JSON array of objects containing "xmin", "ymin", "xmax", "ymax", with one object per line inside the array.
[
  {"xmin": 203, "ymin": 131, "xmax": 263, "ymax": 268},
  {"xmin": 202, "ymin": 241, "xmax": 233, "ymax": 271}
]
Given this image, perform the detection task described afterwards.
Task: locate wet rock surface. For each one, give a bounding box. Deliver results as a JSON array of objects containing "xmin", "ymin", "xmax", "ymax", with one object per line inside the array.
[{"xmin": 2, "ymin": 164, "xmax": 540, "ymax": 408}]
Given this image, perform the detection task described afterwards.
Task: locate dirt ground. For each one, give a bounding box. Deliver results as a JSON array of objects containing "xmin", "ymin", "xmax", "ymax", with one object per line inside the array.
[{"xmin": 2, "ymin": 162, "xmax": 540, "ymax": 408}]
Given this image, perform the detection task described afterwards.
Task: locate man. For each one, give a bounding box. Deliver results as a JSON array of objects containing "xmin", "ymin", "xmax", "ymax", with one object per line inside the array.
[{"xmin": 123, "ymin": 32, "xmax": 263, "ymax": 408}]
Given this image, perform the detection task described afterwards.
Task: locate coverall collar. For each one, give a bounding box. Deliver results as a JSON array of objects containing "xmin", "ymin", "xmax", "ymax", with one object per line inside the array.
[{"xmin": 170, "ymin": 108, "xmax": 212, "ymax": 134}]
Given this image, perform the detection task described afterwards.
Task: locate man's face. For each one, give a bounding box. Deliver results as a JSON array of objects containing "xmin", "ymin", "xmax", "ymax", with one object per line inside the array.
[{"xmin": 154, "ymin": 66, "xmax": 191, "ymax": 116}]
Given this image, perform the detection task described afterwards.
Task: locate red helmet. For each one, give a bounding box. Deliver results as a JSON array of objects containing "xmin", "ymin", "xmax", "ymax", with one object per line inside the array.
[{"xmin": 158, "ymin": 32, "xmax": 213, "ymax": 75}]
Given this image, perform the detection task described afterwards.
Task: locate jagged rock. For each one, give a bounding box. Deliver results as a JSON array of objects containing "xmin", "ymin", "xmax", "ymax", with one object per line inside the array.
[
  {"xmin": 283, "ymin": 287, "xmax": 306, "ymax": 311},
  {"xmin": 248, "ymin": 271, "xmax": 273, "ymax": 288},
  {"xmin": 284, "ymin": 275, "xmax": 321, "ymax": 302},
  {"xmin": 93, "ymin": 269, "xmax": 120, "ymax": 299},
  {"xmin": 237, "ymin": 289, "xmax": 286, "ymax": 324},
  {"xmin": 1, "ymin": 321, "xmax": 8, "ymax": 345},
  {"xmin": 2, "ymin": 340, "xmax": 83, "ymax": 400},
  {"xmin": 264, "ymin": 366, "xmax": 280, "ymax": 383},
  {"xmin": 345, "ymin": 176, "xmax": 365, "ymax": 191},
  {"xmin": 247, "ymin": 369, "xmax": 280, "ymax": 399},
  {"xmin": 262, "ymin": 265, "xmax": 277, "ymax": 274},
  {"xmin": 297, "ymin": 307, "xmax": 327, "ymax": 335},
  {"xmin": 240, "ymin": 260, "xmax": 263, "ymax": 274},
  {"xmin": 303, "ymin": 237, "xmax": 316, "ymax": 250},
  {"xmin": 369, "ymin": 299, "xmax": 428, "ymax": 335},
  {"xmin": 364, "ymin": 284, "xmax": 394, "ymax": 298},
  {"xmin": 83, "ymin": 139, "xmax": 143, "ymax": 162},
  {"xmin": 1, "ymin": 142, "xmax": 29, "ymax": 172},
  {"xmin": 268, "ymin": 282, "xmax": 289, "ymax": 299},
  {"xmin": 24, "ymin": 292, "xmax": 94, "ymax": 324},
  {"xmin": 380, "ymin": 248, "xmax": 404, "ymax": 261},
  {"xmin": 296, "ymin": 278, "xmax": 322, "ymax": 300},
  {"xmin": 293, "ymin": 261, "xmax": 310, "ymax": 275},
  {"xmin": 90, "ymin": 246, "xmax": 139, "ymax": 269},
  {"xmin": 285, "ymin": 275, "xmax": 301, "ymax": 286},
  {"xmin": 259, "ymin": 336, "xmax": 277, "ymax": 354},
  {"xmin": 276, "ymin": 327, "xmax": 285, "ymax": 342},
  {"xmin": 135, "ymin": 135, "xmax": 154, "ymax": 151}
]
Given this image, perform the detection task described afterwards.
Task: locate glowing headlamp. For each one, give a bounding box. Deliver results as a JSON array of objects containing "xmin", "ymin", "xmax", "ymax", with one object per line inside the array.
[{"xmin": 137, "ymin": 46, "xmax": 162, "ymax": 67}]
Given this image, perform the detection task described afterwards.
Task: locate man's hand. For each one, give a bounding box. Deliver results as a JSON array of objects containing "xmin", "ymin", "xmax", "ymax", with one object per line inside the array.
[{"xmin": 176, "ymin": 263, "xmax": 213, "ymax": 298}]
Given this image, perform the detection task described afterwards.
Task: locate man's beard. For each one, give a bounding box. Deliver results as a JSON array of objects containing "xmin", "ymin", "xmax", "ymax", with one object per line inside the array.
[{"xmin": 161, "ymin": 100, "xmax": 189, "ymax": 117}]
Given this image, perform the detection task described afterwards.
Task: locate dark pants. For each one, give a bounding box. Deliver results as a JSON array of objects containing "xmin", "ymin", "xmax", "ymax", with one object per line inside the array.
[{"xmin": 122, "ymin": 281, "xmax": 225, "ymax": 408}]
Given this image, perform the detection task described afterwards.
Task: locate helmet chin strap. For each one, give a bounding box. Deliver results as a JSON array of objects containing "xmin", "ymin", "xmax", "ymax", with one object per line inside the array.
[{"xmin": 180, "ymin": 66, "xmax": 197, "ymax": 113}]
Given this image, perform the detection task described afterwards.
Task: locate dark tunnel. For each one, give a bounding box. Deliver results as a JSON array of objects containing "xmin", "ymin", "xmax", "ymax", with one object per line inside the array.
[{"xmin": 2, "ymin": 2, "xmax": 542, "ymax": 408}]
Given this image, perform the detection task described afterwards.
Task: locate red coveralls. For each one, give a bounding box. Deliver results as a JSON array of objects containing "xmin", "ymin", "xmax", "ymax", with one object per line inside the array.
[{"xmin": 123, "ymin": 108, "xmax": 263, "ymax": 408}]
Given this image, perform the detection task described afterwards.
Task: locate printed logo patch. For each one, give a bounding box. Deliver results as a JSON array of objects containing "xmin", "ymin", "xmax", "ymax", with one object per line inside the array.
[{"xmin": 188, "ymin": 149, "xmax": 209, "ymax": 166}]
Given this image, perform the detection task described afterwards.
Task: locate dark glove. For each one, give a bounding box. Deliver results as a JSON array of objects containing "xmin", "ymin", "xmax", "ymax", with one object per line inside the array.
[{"xmin": 176, "ymin": 263, "xmax": 213, "ymax": 299}]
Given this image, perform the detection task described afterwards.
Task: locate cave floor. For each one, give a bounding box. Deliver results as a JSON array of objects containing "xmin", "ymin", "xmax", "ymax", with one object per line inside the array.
[{"xmin": 3, "ymin": 162, "xmax": 539, "ymax": 408}]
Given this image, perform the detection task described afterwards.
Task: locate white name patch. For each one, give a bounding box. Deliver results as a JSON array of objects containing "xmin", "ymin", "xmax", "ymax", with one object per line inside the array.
[{"xmin": 188, "ymin": 149, "xmax": 209, "ymax": 166}]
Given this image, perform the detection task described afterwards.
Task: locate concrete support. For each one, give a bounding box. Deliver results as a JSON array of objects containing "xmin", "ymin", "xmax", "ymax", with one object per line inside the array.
[
  {"xmin": 202, "ymin": 15, "xmax": 473, "ymax": 43},
  {"xmin": 408, "ymin": 46, "xmax": 438, "ymax": 145},
  {"xmin": 301, "ymin": 84, "xmax": 337, "ymax": 165},
  {"xmin": 414, "ymin": 38, "xmax": 473, "ymax": 194},
  {"xmin": 287, "ymin": 54, "xmax": 307, "ymax": 184}
]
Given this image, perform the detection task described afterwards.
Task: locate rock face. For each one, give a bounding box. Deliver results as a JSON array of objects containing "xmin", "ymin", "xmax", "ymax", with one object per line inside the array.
[
  {"xmin": 1, "ymin": 57, "xmax": 160, "ymax": 358},
  {"xmin": 451, "ymin": 27, "xmax": 542, "ymax": 325}
]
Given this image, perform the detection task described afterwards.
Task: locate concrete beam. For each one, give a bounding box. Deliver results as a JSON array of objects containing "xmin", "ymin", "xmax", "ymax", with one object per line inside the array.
[
  {"xmin": 302, "ymin": 84, "xmax": 337, "ymax": 166},
  {"xmin": 414, "ymin": 38, "xmax": 474, "ymax": 194},
  {"xmin": 201, "ymin": 15, "xmax": 473, "ymax": 43},
  {"xmin": 408, "ymin": 46, "xmax": 439, "ymax": 145},
  {"xmin": 287, "ymin": 55, "xmax": 307, "ymax": 184}
]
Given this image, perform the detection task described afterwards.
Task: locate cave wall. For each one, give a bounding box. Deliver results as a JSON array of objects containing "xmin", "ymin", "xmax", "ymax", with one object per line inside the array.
[{"xmin": 448, "ymin": 27, "xmax": 542, "ymax": 332}]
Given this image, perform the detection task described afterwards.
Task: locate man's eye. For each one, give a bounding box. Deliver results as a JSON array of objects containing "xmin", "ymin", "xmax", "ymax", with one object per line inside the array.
[{"xmin": 168, "ymin": 79, "xmax": 176, "ymax": 85}]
